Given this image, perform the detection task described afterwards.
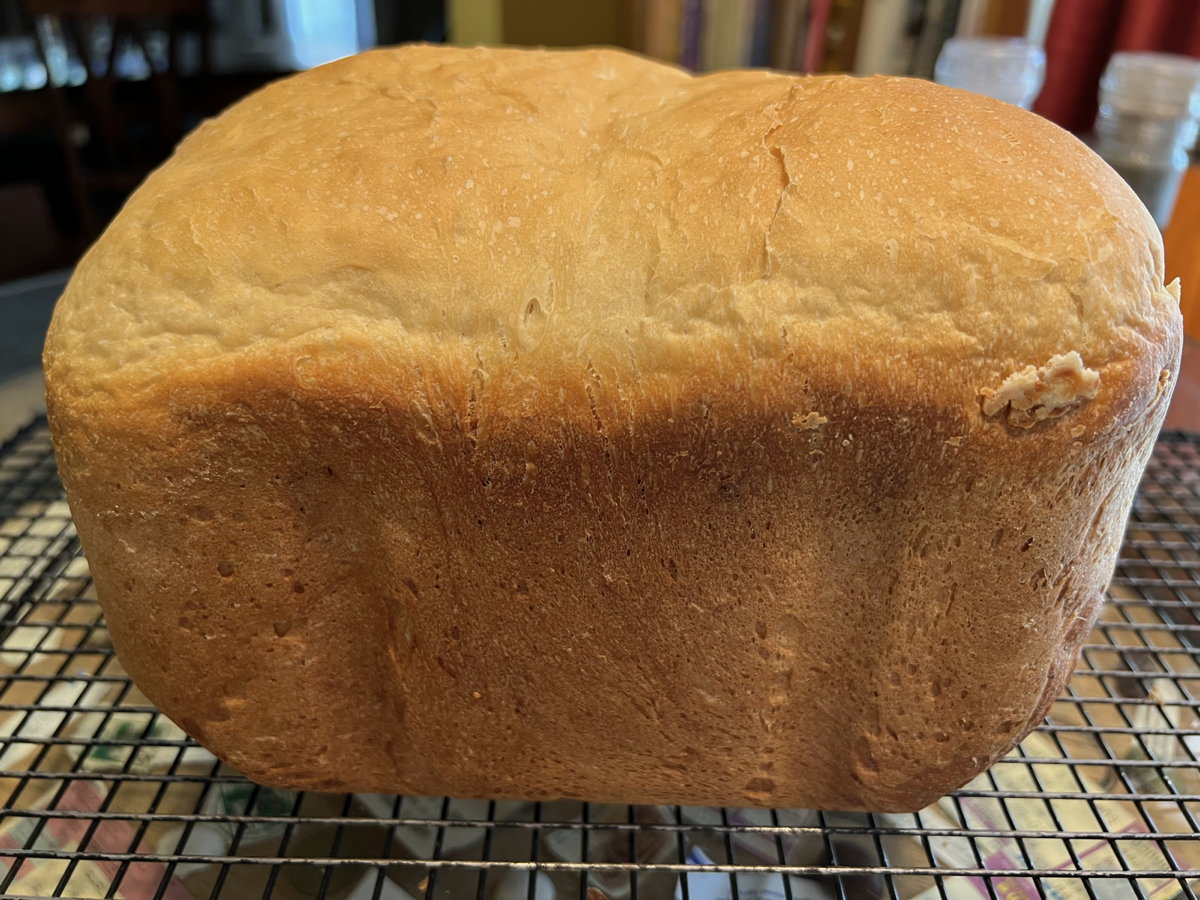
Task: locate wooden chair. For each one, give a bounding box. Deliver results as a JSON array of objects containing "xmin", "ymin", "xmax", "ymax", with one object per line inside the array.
[{"xmin": 20, "ymin": 0, "xmax": 211, "ymax": 237}]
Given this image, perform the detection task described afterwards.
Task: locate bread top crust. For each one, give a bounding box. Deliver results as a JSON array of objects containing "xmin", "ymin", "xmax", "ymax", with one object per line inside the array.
[{"xmin": 45, "ymin": 44, "xmax": 1177, "ymax": 421}]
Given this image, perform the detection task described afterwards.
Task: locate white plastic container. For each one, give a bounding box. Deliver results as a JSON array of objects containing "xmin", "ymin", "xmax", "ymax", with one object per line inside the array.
[
  {"xmin": 1093, "ymin": 52, "xmax": 1200, "ymax": 229},
  {"xmin": 934, "ymin": 36, "xmax": 1046, "ymax": 109}
]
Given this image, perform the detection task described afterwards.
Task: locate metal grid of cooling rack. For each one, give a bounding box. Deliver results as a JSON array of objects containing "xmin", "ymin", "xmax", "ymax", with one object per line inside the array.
[{"xmin": 3, "ymin": 417, "xmax": 1200, "ymax": 899}]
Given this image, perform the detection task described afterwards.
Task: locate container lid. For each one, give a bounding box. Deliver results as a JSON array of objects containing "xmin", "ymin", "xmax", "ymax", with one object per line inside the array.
[
  {"xmin": 934, "ymin": 37, "xmax": 1046, "ymax": 110},
  {"xmin": 1100, "ymin": 52, "xmax": 1200, "ymax": 119}
]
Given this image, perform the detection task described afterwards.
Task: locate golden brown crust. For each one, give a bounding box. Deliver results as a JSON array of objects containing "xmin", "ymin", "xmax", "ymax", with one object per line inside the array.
[{"xmin": 45, "ymin": 45, "xmax": 1181, "ymax": 811}]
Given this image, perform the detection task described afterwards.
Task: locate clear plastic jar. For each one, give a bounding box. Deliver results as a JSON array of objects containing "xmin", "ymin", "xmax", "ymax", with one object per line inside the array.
[
  {"xmin": 1093, "ymin": 52, "xmax": 1200, "ymax": 229},
  {"xmin": 934, "ymin": 37, "xmax": 1047, "ymax": 110}
]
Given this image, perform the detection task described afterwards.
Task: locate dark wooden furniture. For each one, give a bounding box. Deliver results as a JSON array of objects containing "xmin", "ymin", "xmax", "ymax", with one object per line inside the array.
[{"xmin": 21, "ymin": 0, "xmax": 211, "ymax": 236}]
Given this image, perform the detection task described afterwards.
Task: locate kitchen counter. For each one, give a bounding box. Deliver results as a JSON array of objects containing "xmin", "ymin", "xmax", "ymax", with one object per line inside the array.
[{"xmin": 0, "ymin": 269, "xmax": 59, "ymax": 444}]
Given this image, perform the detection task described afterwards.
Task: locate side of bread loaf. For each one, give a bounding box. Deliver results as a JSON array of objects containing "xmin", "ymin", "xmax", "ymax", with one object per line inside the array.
[{"xmin": 44, "ymin": 45, "xmax": 1181, "ymax": 811}]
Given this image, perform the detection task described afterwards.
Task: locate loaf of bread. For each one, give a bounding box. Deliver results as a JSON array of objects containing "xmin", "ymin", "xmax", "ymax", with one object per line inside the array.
[{"xmin": 44, "ymin": 45, "xmax": 1181, "ymax": 812}]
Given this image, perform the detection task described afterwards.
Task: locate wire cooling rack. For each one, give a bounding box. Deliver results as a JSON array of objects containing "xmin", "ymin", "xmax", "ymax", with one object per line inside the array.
[{"xmin": 4, "ymin": 417, "xmax": 1200, "ymax": 900}]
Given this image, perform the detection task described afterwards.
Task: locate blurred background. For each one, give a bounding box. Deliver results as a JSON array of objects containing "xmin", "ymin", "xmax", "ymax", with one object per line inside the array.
[
  {"xmin": 0, "ymin": 0, "xmax": 441, "ymax": 280},
  {"xmin": 1, "ymin": 0, "xmax": 1200, "ymax": 435}
]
